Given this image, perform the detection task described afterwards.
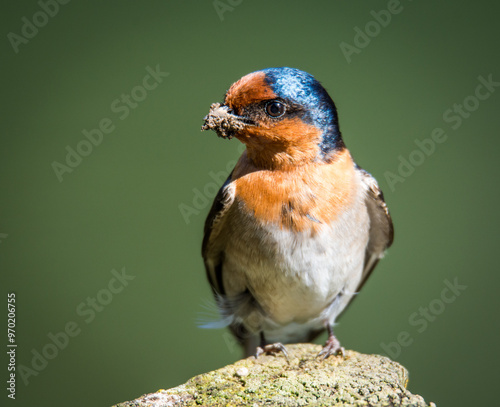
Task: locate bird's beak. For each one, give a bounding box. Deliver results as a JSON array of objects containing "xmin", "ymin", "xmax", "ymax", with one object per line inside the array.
[{"xmin": 201, "ymin": 103, "xmax": 254, "ymax": 139}]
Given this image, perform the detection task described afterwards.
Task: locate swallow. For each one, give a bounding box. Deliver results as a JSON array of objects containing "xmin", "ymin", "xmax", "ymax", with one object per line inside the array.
[{"xmin": 201, "ymin": 67, "xmax": 393, "ymax": 359}]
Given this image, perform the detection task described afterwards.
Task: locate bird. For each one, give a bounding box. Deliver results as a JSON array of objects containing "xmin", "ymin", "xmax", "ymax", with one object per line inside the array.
[{"xmin": 201, "ymin": 67, "xmax": 393, "ymax": 359}]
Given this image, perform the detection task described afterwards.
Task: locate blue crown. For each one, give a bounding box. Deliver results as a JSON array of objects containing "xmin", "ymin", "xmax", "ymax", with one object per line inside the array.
[{"xmin": 259, "ymin": 67, "xmax": 343, "ymax": 155}]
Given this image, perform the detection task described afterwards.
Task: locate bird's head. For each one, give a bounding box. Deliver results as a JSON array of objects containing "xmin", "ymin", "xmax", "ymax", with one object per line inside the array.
[{"xmin": 202, "ymin": 67, "xmax": 345, "ymax": 170}]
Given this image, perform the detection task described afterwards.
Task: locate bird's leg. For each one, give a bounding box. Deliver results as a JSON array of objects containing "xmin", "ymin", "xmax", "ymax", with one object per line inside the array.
[
  {"xmin": 318, "ymin": 324, "xmax": 345, "ymax": 359},
  {"xmin": 255, "ymin": 332, "xmax": 289, "ymax": 362}
]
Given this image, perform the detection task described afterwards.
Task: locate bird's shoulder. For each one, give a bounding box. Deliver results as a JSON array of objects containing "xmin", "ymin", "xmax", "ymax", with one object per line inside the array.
[{"xmin": 202, "ymin": 171, "xmax": 235, "ymax": 257}]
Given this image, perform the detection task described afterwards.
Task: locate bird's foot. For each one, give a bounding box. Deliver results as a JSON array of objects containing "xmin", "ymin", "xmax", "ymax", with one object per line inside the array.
[
  {"xmin": 318, "ymin": 334, "xmax": 345, "ymax": 360},
  {"xmin": 255, "ymin": 342, "xmax": 289, "ymax": 363}
]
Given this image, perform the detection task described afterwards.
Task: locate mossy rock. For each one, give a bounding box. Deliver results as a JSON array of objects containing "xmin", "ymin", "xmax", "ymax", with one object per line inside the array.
[{"xmin": 113, "ymin": 343, "xmax": 435, "ymax": 407}]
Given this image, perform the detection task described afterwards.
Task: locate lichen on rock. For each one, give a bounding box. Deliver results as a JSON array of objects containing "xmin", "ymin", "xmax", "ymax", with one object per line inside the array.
[{"xmin": 113, "ymin": 343, "xmax": 435, "ymax": 407}]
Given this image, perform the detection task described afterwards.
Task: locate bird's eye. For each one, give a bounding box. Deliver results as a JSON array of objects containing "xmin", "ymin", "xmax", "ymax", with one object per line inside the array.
[{"xmin": 265, "ymin": 101, "xmax": 286, "ymax": 118}]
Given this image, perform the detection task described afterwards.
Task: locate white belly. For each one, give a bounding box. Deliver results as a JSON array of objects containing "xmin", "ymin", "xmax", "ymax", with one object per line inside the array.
[{"xmin": 222, "ymin": 190, "xmax": 369, "ymax": 340}]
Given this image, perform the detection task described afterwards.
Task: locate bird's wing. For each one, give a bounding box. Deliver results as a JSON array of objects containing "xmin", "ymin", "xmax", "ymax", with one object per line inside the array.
[
  {"xmin": 202, "ymin": 172, "xmax": 253, "ymax": 345},
  {"xmin": 356, "ymin": 167, "xmax": 394, "ymax": 293},
  {"xmin": 335, "ymin": 167, "xmax": 393, "ymax": 323},
  {"xmin": 202, "ymin": 172, "xmax": 235, "ymax": 297}
]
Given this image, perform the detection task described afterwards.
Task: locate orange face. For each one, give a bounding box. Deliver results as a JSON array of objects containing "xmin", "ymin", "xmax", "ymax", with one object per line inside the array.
[{"xmin": 223, "ymin": 71, "xmax": 324, "ymax": 170}]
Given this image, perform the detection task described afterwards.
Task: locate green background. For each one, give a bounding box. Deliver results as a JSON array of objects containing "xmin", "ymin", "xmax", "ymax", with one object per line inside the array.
[{"xmin": 1, "ymin": 1, "xmax": 499, "ymax": 406}]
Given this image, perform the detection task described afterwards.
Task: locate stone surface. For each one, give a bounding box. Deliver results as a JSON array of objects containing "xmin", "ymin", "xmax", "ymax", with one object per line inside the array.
[{"xmin": 113, "ymin": 343, "xmax": 435, "ymax": 407}]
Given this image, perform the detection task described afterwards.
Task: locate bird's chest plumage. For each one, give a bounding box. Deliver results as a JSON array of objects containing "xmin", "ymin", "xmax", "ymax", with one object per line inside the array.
[{"xmin": 221, "ymin": 150, "xmax": 370, "ymax": 329}]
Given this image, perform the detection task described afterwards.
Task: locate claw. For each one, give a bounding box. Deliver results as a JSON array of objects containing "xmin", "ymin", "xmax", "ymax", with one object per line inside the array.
[
  {"xmin": 317, "ymin": 325, "xmax": 345, "ymax": 359},
  {"xmin": 254, "ymin": 342, "xmax": 290, "ymax": 363}
]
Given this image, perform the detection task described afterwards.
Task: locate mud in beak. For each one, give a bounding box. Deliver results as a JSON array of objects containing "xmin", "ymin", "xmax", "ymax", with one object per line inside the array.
[{"xmin": 201, "ymin": 103, "xmax": 254, "ymax": 139}]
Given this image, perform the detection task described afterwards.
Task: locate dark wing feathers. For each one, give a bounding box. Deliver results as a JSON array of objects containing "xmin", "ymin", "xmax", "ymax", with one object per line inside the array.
[
  {"xmin": 356, "ymin": 167, "xmax": 394, "ymax": 293},
  {"xmin": 335, "ymin": 167, "xmax": 393, "ymax": 320},
  {"xmin": 202, "ymin": 172, "xmax": 234, "ymax": 296},
  {"xmin": 202, "ymin": 173, "xmax": 249, "ymax": 344}
]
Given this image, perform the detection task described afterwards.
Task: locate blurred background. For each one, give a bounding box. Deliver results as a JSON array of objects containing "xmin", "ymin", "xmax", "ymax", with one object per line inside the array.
[{"xmin": 1, "ymin": 1, "xmax": 499, "ymax": 406}]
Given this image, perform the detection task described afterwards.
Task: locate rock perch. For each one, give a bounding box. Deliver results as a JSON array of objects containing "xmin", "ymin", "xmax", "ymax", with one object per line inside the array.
[{"xmin": 113, "ymin": 343, "xmax": 435, "ymax": 406}]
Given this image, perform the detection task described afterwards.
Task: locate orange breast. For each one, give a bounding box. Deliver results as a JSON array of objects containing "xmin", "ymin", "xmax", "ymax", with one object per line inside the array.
[{"xmin": 232, "ymin": 149, "xmax": 357, "ymax": 232}]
